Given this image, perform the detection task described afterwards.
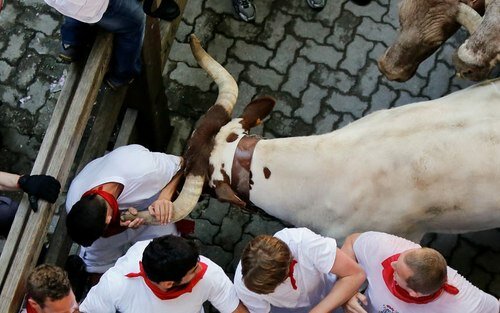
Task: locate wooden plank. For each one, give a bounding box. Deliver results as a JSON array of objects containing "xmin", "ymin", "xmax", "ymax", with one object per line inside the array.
[
  {"xmin": 75, "ymin": 87, "xmax": 128, "ymax": 173},
  {"xmin": 127, "ymin": 0, "xmax": 188, "ymax": 150},
  {"xmin": 0, "ymin": 33, "xmax": 113, "ymax": 313},
  {"xmin": 0, "ymin": 62, "xmax": 81, "ymax": 287},
  {"xmin": 114, "ymin": 108, "xmax": 138, "ymax": 149}
]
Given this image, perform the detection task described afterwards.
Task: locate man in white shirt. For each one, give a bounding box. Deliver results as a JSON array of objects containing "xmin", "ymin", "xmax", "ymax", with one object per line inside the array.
[
  {"xmin": 234, "ymin": 228, "xmax": 366, "ymax": 313},
  {"xmin": 23, "ymin": 264, "xmax": 79, "ymax": 313},
  {"xmin": 66, "ymin": 144, "xmax": 183, "ymax": 275},
  {"xmin": 43, "ymin": 0, "xmax": 179, "ymax": 88},
  {"xmin": 341, "ymin": 231, "xmax": 500, "ymax": 313},
  {"xmin": 80, "ymin": 235, "xmax": 249, "ymax": 313}
]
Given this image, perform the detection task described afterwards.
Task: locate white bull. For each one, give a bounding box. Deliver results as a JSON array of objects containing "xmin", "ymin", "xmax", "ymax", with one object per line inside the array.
[{"xmin": 124, "ymin": 35, "xmax": 500, "ymax": 242}]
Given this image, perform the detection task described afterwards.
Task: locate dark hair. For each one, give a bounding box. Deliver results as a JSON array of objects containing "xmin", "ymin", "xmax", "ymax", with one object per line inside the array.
[
  {"xmin": 142, "ymin": 235, "xmax": 199, "ymax": 283},
  {"xmin": 66, "ymin": 194, "xmax": 107, "ymax": 247},
  {"xmin": 27, "ymin": 264, "xmax": 72, "ymax": 308},
  {"xmin": 241, "ymin": 235, "xmax": 292, "ymax": 294}
]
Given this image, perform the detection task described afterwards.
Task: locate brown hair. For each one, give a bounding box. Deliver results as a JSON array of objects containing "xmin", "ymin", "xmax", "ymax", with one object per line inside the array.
[
  {"xmin": 404, "ymin": 248, "xmax": 447, "ymax": 295},
  {"xmin": 241, "ymin": 235, "xmax": 292, "ymax": 294},
  {"xmin": 27, "ymin": 264, "xmax": 72, "ymax": 308}
]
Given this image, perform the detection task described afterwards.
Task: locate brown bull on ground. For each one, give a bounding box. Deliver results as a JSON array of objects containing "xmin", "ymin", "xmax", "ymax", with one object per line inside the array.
[{"xmin": 379, "ymin": 0, "xmax": 484, "ymax": 82}]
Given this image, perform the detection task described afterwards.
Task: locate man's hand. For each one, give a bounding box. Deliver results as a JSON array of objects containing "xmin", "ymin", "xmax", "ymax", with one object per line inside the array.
[
  {"xmin": 343, "ymin": 292, "xmax": 368, "ymax": 313},
  {"xmin": 148, "ymin": 199, "xmax": 173, "ymax": 225},
  {"xmin": 119, "ymin": 207, "xmax": 145, "ymax": 229},
  {"xmin": 17, "ymin": 174, "xmax": 61, "ymax": 211}
]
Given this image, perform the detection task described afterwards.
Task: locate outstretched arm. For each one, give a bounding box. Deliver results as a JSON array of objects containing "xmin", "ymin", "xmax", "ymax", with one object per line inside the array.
[
  {"xmin": 148, "ymin": 158, "xmax": 184, "ymax": 224},
  {"xmin": 0, "ymin": 171, "xmax": 21, "ymax": 191},
  {"xmin": 340, "ymin": 233, "xmax": 368, "ymax": 313},
  {"xmin": 0, "ymin": 171, "xmax": 61, "ymax": 210},
  {"xmin": 309, "ymin": 248, "xmax": 366, "ymax": 313}
]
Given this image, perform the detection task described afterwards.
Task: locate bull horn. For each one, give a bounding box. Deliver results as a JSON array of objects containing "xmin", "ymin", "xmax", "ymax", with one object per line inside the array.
[
  {"xmin": 456, "ymin": 3, "xmax": 482, "ymax": 34},
  {"xmin": 119, "ymin": 174, "xmax": 205, "ymax": 224},
  {"xmin": 157, "ymin": 35, "xmax": 238, "ymax": 223},
  {"xmin": 189, "ymin": 34, "xmax": 238, "ymax": 115}
]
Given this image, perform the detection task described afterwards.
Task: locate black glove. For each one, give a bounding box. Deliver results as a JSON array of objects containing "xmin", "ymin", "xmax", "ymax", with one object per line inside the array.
[{"xmin": 18, "ymin": 174, "xmax": 61, "ymax": 212}]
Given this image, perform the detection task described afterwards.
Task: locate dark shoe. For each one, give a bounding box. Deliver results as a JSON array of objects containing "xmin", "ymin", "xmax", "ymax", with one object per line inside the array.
[
  {"xmin": 232, "ymin": 0, "xmax": 256, "ymax": 22},
  {"xmin": 64, "ymin": 255, "xmax": 88, "ymax": 302},
  {"xmin": 306, "ymin": 0, "xmax": 326, "ymax": 10},
  {"xmin": 105, "ymin": 75, "xmax": 135, "ymax": 90},
  {"xmin": 143, "ymin": 0, "xmax": 180, "ymax": 21},
  {"xmin": 58, "ymin": 43, "xmax": 80, "ymax": 64}
]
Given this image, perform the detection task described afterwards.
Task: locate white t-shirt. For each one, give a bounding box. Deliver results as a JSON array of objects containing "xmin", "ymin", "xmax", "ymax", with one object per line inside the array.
[
  {"xmin": 44, "ymin": 0, "xmax": 109, "ymax": 23},
  {"xmin": 234, "ymin": 228, "xmax": 338, "ymax": 313},
  {"xmin": 66, "ymin": 144, "xmax": 182, "ymax": 273},
  {"xmin": 353, "ymin": 232, "xmax": 500, "ymax": 313},
  {"xmin": 80, "ymin": 240, "xmax": 240, "ymax": 313},
  {"xmin": 67, "ymin": 144, "xmax": 182, "ymax": 213}
]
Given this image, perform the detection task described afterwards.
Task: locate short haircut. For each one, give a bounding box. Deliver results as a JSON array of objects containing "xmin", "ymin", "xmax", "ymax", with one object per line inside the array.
[
  {"xmin": 66, "ymin": 194, "xmax": 107, "ymax": 247},
  {"xmin": 142, "ymin": 235, "xmax": 199, "ymax": 284},
  {"xmin": 241, "ymin": 235, "xmax": 292, "ymax": 294},
  {"xmin": 27, "ymin": 264, "xmax": 71, "ymax": 308},
  {"xmin": 404, "ymin": 248, "xmax": 447, "ymax": 295}
]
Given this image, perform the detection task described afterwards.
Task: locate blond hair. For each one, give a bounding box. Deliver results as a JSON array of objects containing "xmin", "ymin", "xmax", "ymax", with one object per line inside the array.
[
  {"xmin": 404, "ymin": 248, "xmax": 447, "ymax": 295},
  {"xmin": 241, "ymin": 235, "xmax": 292, "ymax": 294}
]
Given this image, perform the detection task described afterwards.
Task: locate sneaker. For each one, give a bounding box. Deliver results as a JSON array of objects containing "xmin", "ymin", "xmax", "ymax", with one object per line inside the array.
[
  {"xmin": 105, "ymin": 75, "xmax": 135, "ymax": 90},
  {"xmin": 232, "ymin": 0, "xmax": 256, "ymax": 22},
  {"xmin": 143, "ymin": 0, "xmax": 180, "ymax": 21},
  {"xmin": 58, "ymin": 43, "xmax": 80, "ymax": 64},
  {"xmin": 306, "ymin": 0, "xmax": 326, "ymax": 10}
]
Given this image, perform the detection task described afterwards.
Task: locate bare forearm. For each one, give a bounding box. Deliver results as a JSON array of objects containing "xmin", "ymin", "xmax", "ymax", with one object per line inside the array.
[
  {"xmin": 310, "ymin": 272, "xmax": 366, "ymax": 313},
  {"xmin": 157, "ymin": 165, "xmax": 183, "ymax": 201},
  {"xmin": 0, "ymin": 172, "xmax": 21, "ymax": 191}
]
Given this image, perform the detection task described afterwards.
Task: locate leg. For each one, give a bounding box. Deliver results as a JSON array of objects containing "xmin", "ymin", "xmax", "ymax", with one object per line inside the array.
[
  {"xmin": 60, "ymin": 16, "xmax": 95, "ymax": 62},
  {"xmin": 97, "ymin": 0, "xmax": 145, "ymax": 86},
  {"xmin": 0, "ymin": 196, "xmax": 17, "ymax": 237}
]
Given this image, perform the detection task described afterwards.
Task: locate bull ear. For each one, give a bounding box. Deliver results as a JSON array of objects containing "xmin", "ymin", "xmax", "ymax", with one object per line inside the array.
[
  {"xmin": 240, "ymin": 96, "xmax": 276, "ymax": 131},
  {"xmin": 214, "ymin": 181, "xmax": 247, "ymax": 207}
]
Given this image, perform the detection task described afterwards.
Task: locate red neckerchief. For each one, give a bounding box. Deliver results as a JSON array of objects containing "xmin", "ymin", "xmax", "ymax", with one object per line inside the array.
[
  {"xmin": 381, "ymin": 253, "xmax": 459, "ymax": 304},
  {"xmin": 126, "ymin": 261, "xmax": 208, "ymax": 300},
  {"xmin": 26, "ymin": 298, "xmax": 36, "ymax": 313},
  {"xmin": 82, "ymin": 186, "xmax": 126, "ymax": 237},
  {"xmin": 289, "ymin": 259, "xmax": 298, "ymax": 290}
]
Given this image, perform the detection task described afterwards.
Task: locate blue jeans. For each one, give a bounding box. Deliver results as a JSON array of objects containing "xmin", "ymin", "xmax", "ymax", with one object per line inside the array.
[{"xmin": 61, "ymin": 0, "xmax": 145, "ymax": 83}]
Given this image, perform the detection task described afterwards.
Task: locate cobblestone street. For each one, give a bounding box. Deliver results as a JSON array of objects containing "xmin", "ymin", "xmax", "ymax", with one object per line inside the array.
[{"xmin": 0, "ymin": 0, "xmax": 499, "ymax": 304}]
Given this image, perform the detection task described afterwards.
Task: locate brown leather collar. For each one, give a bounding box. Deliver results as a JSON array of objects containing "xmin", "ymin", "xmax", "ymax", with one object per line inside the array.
[{"xmin": 231, "ymin": 135, "xmax": 260, "ymax": 202}]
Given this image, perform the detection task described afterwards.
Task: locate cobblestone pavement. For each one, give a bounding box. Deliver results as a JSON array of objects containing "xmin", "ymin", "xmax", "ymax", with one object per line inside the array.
[{"xmin": 0, "ymin": 0, "xmax": 499, "ymax": 303}]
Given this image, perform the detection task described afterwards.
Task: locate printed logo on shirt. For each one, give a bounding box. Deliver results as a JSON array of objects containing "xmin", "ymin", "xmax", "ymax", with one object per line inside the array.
[{"xmin": 378, "ymin": 304, "xmax": 400, "ymax": 313}]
